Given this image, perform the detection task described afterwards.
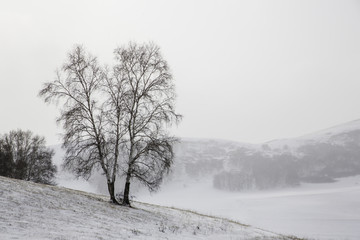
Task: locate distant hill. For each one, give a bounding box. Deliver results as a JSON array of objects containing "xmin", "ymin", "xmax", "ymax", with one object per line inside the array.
[
  {"xmin": 169, "ymin": 120, "xmax": 360, "ymax": 191},
  {"xmin": 0, "ymin": 176, "xmax": 300, "ymax": 240}
]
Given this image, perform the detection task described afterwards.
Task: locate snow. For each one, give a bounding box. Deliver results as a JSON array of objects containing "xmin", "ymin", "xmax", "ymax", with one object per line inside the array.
[
  {"xmin": 266, "ymin": 119, "xmax": 360, "ymax": 151},
  {"xmin": 138, "ymin": 175, "xmax": 360, "ymax": 240},
  {"xmin": 297, "ymin": 119, "xmax": 360, "ymax": 142},
  {"xmin": 0, "ymin": 176, "xmax": 294, "ymax": 240}
]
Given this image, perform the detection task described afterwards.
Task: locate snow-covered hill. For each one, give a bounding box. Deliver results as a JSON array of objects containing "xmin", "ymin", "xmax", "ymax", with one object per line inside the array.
[
  {"xmin": 165, "ymin": 119, "xmax": 360, "ymax": 192},
  {"xmin": 266, "ymin": 119, "xmax": 360, "ymax": 149},
  {"xmin": 0, "ymin": 176, "xmax": 300, "ymax": 240}
]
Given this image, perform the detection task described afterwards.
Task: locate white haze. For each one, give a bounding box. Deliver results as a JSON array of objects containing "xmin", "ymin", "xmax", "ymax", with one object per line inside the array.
[{"xmin": 1, "ymin": 0, "xmax": 360, "ymax": 145}]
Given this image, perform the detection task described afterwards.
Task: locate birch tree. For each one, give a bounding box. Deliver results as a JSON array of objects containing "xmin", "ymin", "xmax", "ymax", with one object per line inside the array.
[
  {"xmin": 39, "ymin": 46, "xmax": 123, "ymax": 203},
  {"xmin": 114, "ymin": 43, "xmax": 181, "ymax": 205},
  {"xmin": 39, "ymin": 43, "xmax": 181, "ymax": 206}
]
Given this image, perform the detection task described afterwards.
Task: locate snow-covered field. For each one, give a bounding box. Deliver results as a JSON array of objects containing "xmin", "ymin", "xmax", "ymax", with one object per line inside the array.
[
  {"xmin": 138, "ymin": 176, "xmax": 360, "ymax": 240},
  {"xmin": 0, "ymin": 176, "xmax": 300, "ymax": 240}
]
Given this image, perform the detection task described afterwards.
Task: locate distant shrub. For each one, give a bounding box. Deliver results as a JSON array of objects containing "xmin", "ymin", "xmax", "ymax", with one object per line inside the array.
[{"xmin": 0, "ymin": 130, "xmax": 57, "ymax": 185}]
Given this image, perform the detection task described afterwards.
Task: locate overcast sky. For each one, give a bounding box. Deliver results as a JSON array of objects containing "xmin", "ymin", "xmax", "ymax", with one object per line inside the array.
[{"xmin": 1, "ymin": 0, "xmax": 360, "ymax": 145}]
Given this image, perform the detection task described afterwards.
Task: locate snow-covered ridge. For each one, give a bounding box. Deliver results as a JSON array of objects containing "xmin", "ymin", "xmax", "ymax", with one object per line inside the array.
[
  {"xmin": 297, "ymin": 119, "xmax": 360, "ymax": 141},
  {"xmin": 264, "ymin": 119, "xmax": 360, "ymax": 151},
  {"xmin": 180, "ymin": 119, "xmax": 360, "ymax": 152},
  {"xmin": 0, "ymin": 176, "xmax": 301, "ymax": 240}
]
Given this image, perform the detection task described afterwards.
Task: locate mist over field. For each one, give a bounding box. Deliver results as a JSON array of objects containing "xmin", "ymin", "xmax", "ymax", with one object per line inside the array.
[{"xmin": 54, "ymin": 120, "xmax": 360, "ymax": 240}]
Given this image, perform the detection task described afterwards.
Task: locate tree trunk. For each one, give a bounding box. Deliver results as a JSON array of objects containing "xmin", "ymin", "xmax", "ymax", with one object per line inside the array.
[
  {"xmin": 107, "ymin": 180, "xmax": 119, "ymax": 204},
  {"xmin": 122, "ymin": 173, "xmax": 131, "ymax": 206}
]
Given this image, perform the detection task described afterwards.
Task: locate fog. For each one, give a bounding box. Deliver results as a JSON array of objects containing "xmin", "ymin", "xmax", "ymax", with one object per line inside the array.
[{"xmin": 1, "ymin": 0, "xmax": 360, "ymax": 144}]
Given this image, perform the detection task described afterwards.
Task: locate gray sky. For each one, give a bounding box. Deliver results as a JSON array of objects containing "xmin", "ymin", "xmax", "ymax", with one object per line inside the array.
[{"xmin": 1, "ymin": 0, "xmax": 360, "ymax": 145}]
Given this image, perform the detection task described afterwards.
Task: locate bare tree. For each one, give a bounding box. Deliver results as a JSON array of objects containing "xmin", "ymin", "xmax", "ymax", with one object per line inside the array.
[
  {"xmin": 39, "ymin": 46, "xmax": 122, "ymax": 203},
  {"xmin": 113, "ymin": 42, "xmax": 182, "ymax": 205},
  {"xmin": 39, "ymin": 43, "xmax": 181, "ymax": 206}
]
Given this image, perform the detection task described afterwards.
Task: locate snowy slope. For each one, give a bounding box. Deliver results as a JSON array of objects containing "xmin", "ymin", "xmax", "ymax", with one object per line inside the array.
[
  {"xmin": 0, "ymin": 176, "xmax": 300, "ymax": 240},
  {"xmin": 297, "ymin": 119, "xmax": 360, "ymax": 142}
]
